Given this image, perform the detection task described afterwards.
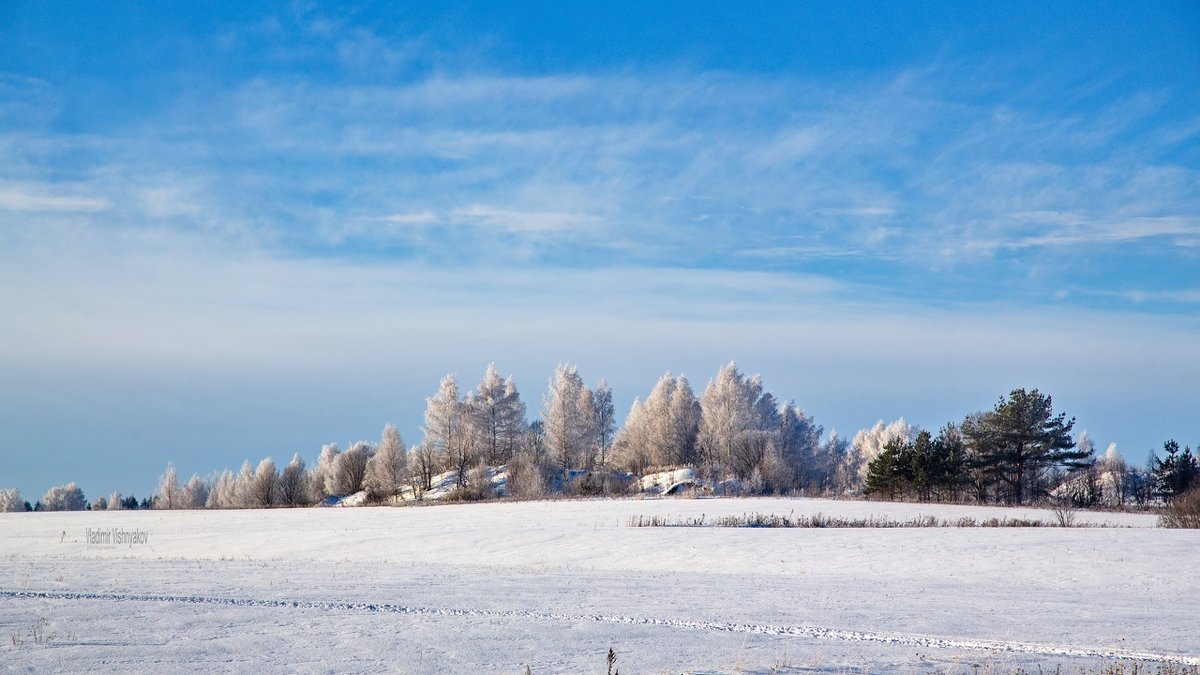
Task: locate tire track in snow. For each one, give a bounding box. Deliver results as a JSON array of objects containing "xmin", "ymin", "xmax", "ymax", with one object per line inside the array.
[{"xmin": 4, "ymin": 590, "xmax": 1195, "ymax": 666}]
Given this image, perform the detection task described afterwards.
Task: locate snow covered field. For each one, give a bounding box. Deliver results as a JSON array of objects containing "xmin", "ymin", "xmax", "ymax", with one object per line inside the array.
[{"xmin": 1, "ymin": 498, "xmax": 1196, "ymax": 673}]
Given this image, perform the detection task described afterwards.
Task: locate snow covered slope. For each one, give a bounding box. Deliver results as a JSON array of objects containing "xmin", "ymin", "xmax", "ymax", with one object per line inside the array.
[{"xmin": 1, "ymin": 498, "xmax": 1195, "ymax": 673}]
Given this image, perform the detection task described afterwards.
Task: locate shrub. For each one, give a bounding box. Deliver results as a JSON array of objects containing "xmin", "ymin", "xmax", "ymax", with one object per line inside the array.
[{"xmin": 1160, "ymin": 487, "xmax": 1200, "ymax": 529}]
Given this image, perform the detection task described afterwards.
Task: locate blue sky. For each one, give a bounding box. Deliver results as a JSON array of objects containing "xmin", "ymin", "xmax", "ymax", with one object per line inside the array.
[{"xmin": 1, "ymin": 1, "xmax": 1198, "ymax": 502}]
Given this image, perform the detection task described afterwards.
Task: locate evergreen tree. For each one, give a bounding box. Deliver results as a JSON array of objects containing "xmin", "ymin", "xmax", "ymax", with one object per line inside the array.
[
  {"xmin": 863, "ymin": 437, "xmax": 907, "ymax": 499},
  {"xmin": 962, "ymin": 388, "xmax": 1087, "ymax": 504},
  {"xmin": 1153, "ymin": 440, "xmax": 1199, "ymax": 501}
]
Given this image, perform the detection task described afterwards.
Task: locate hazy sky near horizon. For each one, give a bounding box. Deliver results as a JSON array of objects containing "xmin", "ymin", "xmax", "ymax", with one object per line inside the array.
[{"xmin": 2, "ymin": 1, "xmax": 1198, "ymax": 502}]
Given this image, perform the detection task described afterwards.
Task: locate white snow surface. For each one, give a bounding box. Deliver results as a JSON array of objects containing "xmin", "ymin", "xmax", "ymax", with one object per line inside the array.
[{"xmin": 1, "ymin": 497, "xmax": 1195, "ymax": 673}]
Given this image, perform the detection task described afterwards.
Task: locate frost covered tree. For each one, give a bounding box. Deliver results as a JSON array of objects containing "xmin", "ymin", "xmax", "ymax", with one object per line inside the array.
[
  {"xmin": 424, "ymin": 374, "xmax": 471, "ymax": 485},
  {"xmin": 328, "ymin": 442, "xmax": 374, "ymax": 497},
  {"xmin": 508, "ymin": 421, "xmax": 553, "ymax": 499},
  {"xmin": 0, "ymin": 489, "xmax": 23, "ymax": 512},
  {"xmin": 249, "ymin": 458, "xmax": 278, "ymax": 507},
  {"xmin": 542, "ymin": 364, "xmax": 598, "ymax": 472},
  {"xmin": 234, "ymin": 460, "xmax": 255, "ymax": 507},
  {"xmin": 499, "ymin": 377, "xmax": 528, "ymax": 460},
  {"xmin": 409, "ymin": 442, "xmax": 437, "ymax": 496},
  {"xmin": 310, "ymin": 443, "xmax": 341, "ymax": 502},
  {"xmin": 456, "ymin": 392, "xmax": 483, "ymax": 485},
  {"xmin": 777, "ymin": 403, "xmax": 821, "ymax": 489},
  {"xmin": 697, "ymin": 362, "xmax": 778, "ymax": 481},
  {"xmin": 850, "ymin": 418, "xmax": 917, "ymax": 486},
  {"xmin": 43, "ymin": 482, "xmax": 86, "ymax": 511},
  {"xmin": 156, "ymin": 464, "xmax": 181, "ymax": 509},
  {"xmin": 180, "ymin": 474, "xmax": 210, "ymax": 509},
  {"xmin": 641, "ymin": 373, "xmax": 677, "ymax": 467},
  {"xmin": 593, "ymin": 379, "xmax": 616, "ymax": 467},
  {"xmin": 1100, "ymin": 444, "xmax": 1131, "ymax": 505},
  {"xmin": 364, "ymin": 424, "xmax": 408, "ymax": 501},
  {"xmin": 469, "ymin": 365, "xmax": 527, "ymax": 466},
  {"xmin": 107, "ymin": 491, "xmax": 122, "ymax": 510},
  {"xmin": 278, "ymin": 454, "xmax": 311, "ymax": 507},
  {"xmin": 206, "ymin": 469, "xmax": 236, "ymax": 509},
  {"xmin": 666, "ymin": 375, "xmax": 701, "ymax": 466},
  {"xmin": 610, "ymin": 397, "xmax": 654, "ymax": 475},
  {"xmin": 614, "ymin": 372, "xmax": 699, "ymax": 472}
]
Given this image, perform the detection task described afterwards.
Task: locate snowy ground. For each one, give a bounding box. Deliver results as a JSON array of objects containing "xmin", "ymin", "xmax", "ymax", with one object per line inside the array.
[{"xmin": 1, "ymin": 498, "xmax": 1196, "ymax": 673}]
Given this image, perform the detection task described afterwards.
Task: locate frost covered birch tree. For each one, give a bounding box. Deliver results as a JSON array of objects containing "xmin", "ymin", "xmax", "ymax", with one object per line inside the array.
[
  {"xmin": 698, "ymin": 363, "xmax": 773, "ymax": 480},
  {"xmin": 850, "ymin": 418, "xmax": 917, "ymax": 485},
  {"xmin": 424, "ymin": 374, "xmax": 471, "ymax": 486},
  {"xmin": 365, "ymin": 424, "xmax": 408, "ymax": 500},
  {"xmin": 620, "ymin": 372, "xmax": 700, "ymax": 469},
  {"xmin": 43, "ymin": 482, "xmax": 85, "ymax": 511},
  {"xmin": 180, "ymin": 474, "xmax": 210, "ymax": 509},
  {"xmin": 593, "ymin": 379, "xmax": 616, "ymax": 467},
  {"xmin": 310, "ymin": 443, "xmax": 340, "ymax": 501},
  {"xmin": 249, "ymin": 457, "xmax": 279, "ymax": 507},
  {"xmin": 0, "ymin": 489, "xmax": 23, "ymax": 512},
  {"xmin": 470, "ymin": 365, "xmax": 526, "ymax": 465},
  {"xmin": 156, "ymin": 464, "xmax": 180, "ymax": 509},
  {"xmin": 611, "ymin": 398, "xmax": 654, "ymax": 475},
  {"xmin": 542, "ymin": 364, "xmax": 598, "ymax": 472},
  {"xmin": 206, "ymin": 469, "xmax": 236, "ymax": 508},
  {"xmin": 329, "ymin": 442, "xmax": 373, "ymax": 497},
  {"xmin": 278, "ymin": 454, "xmax": 311, "ymax": 506}
]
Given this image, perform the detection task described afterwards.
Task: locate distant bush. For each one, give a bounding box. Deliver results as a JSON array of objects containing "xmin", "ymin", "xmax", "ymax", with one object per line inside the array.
[
  {"xmin": 626, "ymin": 511, "xmax": 1094, "ymax": 528},
  {"xmin": 1159, "ymin": 487, "xmax": 1200, "ymax": 529},
  {"xmin": 446, "ymin": 466, "xmax": 497, "ymax": 502}
]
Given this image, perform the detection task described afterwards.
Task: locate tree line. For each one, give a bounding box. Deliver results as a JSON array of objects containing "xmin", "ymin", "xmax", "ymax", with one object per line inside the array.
[{"xmin": 2, "ymin": 363, "xmax": 1196, "ymax": 512}]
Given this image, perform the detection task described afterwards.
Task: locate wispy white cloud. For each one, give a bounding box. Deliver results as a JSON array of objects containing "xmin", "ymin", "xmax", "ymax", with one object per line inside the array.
[
  {"xmin": 450, "ymin": 205, "xmax": 600, "ymax": 233},
  {"xmin": 0, "ymin": 30, "xmax": 1196, "ymax": 311},
  {"xmin": 0, "ymin": 185, "xmax": 109, "ymax": 212},
  {"xmin": 375, "ymin": 212, "xmax": 438, "ymax": 225}
]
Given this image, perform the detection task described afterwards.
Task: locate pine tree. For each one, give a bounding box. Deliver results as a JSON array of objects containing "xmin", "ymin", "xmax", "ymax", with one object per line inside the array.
[
  {"xmin": 962, "ymin": 388, "xmax": 1087, "ymax": 504},
  {"xmin": 863, "ymin": 437, "xmax": 907, "ymax": 499},
  {"xmin": 1153, "ymin": 440, "xmax": 1199, "ymax": 501}
]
